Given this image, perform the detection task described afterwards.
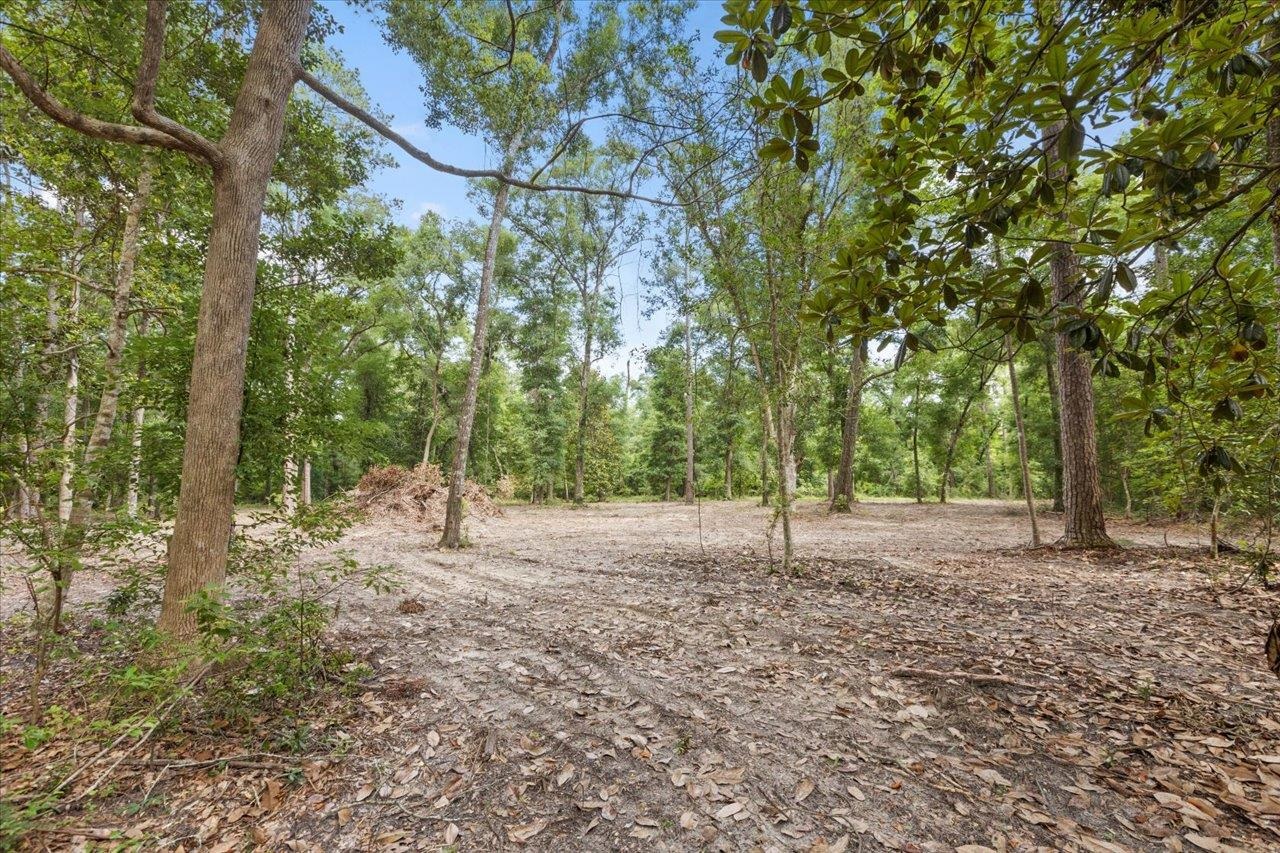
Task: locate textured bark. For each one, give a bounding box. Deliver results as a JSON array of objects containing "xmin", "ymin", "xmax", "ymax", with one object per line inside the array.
[
  {"xmin": 57, "ymin": 211, "xmax": 87, "ymax": 525},
  {"xmin": 1007, "ymin": 335, "xmax": 1040, "ymax": 546},
  {"xmin": 1043, "ymin": 346, "xmax": 1065, "ymax": 512},
  {"xmin": 1049, "ymin": 244, "xmax": 1112, "ymax": 547},
  {"xmin": 159, "ymin": 0, "xmax": 315, "ymax": 639},
  {"xmin": 84, "ymin": 161, "xmax": 154, "ymax": 472},
  {"xmin": 441, "ymin": 172, "xmax": 512, "ymax": 547},
  {"xmin": 301, "ymin": 458, "xmax": 312, "ymax": 506},
  {"xmin": 831, "ymin": 338, "xmax": 865, "ymax": 511}
]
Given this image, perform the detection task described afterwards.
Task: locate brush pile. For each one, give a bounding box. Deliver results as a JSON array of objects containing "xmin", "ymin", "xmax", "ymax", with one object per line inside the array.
[{"xmin": 352, "ymin": 464, "xmax": 500, "ymax": 528}]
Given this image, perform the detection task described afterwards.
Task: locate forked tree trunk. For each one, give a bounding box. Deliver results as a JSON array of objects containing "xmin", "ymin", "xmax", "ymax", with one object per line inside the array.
[
  {"xmin": 441, "ymin": 162, "xmax": 514, "ymax": 548},
  {"xmin": 158, "ymin": 0, "xmax": 315, "ymax": 639},
  {"xmin": 831, "ymin": 337, "xmax": 864, "ymax": 511},
  {"xmin": 940, "ymin": 360, "xmax": 998, "ymax": 503},
  {"xmin": 1006, "ymin": 335, "xmax": 1041, "ymax": 546}
]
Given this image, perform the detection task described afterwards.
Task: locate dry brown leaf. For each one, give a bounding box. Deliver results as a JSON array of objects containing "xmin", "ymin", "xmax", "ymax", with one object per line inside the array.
[{"xmin": 507, "ymin": 819, "xmax": 549, "ymax": 843}]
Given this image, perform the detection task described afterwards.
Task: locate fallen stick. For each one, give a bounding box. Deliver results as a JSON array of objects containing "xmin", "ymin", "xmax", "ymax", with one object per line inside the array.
[{"xmin": 890, "ymin": 667, "xmax": 1038, "ymax": 690}]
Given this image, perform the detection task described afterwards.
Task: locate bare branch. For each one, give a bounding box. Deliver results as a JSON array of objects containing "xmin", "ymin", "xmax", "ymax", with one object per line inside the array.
[
  {"xmin": 296, "ymin": 68, "xmax": 680, "ymax": 207},
  {"xmin": 130, "ymin": 1, "xmax": 222, "ymax": 165},
  {"xmin": 0, "ymin": 43, "xmax": 191, "ymax": 153}
]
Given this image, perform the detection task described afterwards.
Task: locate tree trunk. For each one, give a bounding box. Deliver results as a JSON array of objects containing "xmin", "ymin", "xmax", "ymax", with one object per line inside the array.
[
  {"xmin": 57, "ymin": 210, "xmax": 87, "ymax": 526},
  {"xmin": 940, "ymin": 360, "xmax": 997, "ymax": 503},
  {"xmin": 759, "ymin": 404, "xmax": 771, "ymax": 506},
  {"xmin": 1049, "ymin": 246, "xmax": 1112, "ymax": 547},
  {"xmin": 158, "ymin": 0, "xmax": 315, "ymax": 639},
  {"xmin": 1007, "ymin": 335, "xmax": 1041, "ymax": 546},
  {"xmin": 441, "ymin": 162, "xmax": 514, "ymax": 547},
  {"xmin": 573, "ymin": 281, "xmax": 596, "ymax": 505},
  {"xmin": 1043, "ymin": 340, "xmax": 1065, "ymax": 512},
  {"xmin": 775, "ymin": 399, "xmax": 797, "ymax": 573},
  {"xmin": 912, "ymin": 376, "xmax": 923, "ymax": 504},
  {"xmin": 301, "ymin": 458, "xmax": 312, "ymax": 506},
  {"xmin": 724, "ymin": 333, "xmax": 736, "ymax": 500},
  {"xmin": 83, "ymin": 160, "xmax": 154, "ymax": 474},
  {"xmin": 832, "ymin": 338, "xmax": 865, "ymax": 511},
  {"xmin": 126, "ymin": 316, "xmax": 150, "ymax": 519},
  {"xmin": 1121, "ymin": 466, "xmax": 1132, "ymax": 519},
  {"xmin": 281, "ymin": 306, "xmax": 298, "ymax": 515},
  {"xmin": 683, "ymin": 312, "xmax": 695, "ymax": 504}
]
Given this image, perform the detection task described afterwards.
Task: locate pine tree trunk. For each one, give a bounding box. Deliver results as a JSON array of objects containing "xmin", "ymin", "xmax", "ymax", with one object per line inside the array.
[
  {"xmin": 832, "ymin": 338, "xmax": 864, "ymax": 511},
  {"xmin": 1043, "ymin": 341, "xmax": 1065, "ymax": 512},
  {"xmin": 683, "ymin": 313, "xmax": 695, "ymax": 505},
  {"xmin": 1007, "ymin": 335, "xmax": 1041, "ymax": 546},
  {"xmin": 441, "ymin": 163, "xmax": 514, "ymax": 547},
  {"xmin": 1049, "ymin": 244, "xmax": 1112, "ymax": 547},
  {"xmin": 573, "ymin": 289, "xmax": 595, "ymax": 505},
  {"xmin": 158, "ymin": 0, "xmax": 315, "ymax": 639}
]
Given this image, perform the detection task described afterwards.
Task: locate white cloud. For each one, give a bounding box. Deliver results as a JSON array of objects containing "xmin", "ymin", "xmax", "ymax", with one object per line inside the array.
[{"xmin": 401, "ymin": 200, "xmax": 447, "ymax": 224}]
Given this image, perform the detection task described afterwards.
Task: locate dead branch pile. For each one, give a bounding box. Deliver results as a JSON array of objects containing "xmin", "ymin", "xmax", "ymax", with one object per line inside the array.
[{"xmin": 352, "ymin": 464, "xmax": 501, "ymax": 528}]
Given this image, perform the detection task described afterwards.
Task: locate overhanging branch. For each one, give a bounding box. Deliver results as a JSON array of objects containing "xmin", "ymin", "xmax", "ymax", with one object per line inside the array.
[{"xmin": 296, "ymin": 68, "xmax": 680, "ymax": 207}]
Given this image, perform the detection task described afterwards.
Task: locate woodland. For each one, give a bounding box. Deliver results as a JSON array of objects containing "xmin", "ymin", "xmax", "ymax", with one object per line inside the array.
[{"xmin": 2, "ymin": 0, "xmax": 1280, "ymax": 850}]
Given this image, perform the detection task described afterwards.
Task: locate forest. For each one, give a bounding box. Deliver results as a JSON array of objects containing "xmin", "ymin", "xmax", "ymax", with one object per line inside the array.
[{"xmin": 2, "ymin": 0, "xmax": 1279, "ymax": 849}]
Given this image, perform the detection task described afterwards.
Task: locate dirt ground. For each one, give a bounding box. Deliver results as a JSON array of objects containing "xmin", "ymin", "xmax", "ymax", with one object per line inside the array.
[{"xmin": 7, "ymin": 499, "xmax": 1280, "ymax": 851}]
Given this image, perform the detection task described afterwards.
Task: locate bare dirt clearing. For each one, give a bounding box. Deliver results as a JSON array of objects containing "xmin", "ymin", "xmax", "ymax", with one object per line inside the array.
[
  {"xmin": 7, "ymin": 500, "xmax": 1280, "ymax": 851},
  {"xmin": 320, "ymin": 501, "xmax": 1280, "ymax": 851}
]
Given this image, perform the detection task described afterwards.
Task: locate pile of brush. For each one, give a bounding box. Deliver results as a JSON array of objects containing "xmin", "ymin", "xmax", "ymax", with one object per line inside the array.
[{"xmin": 352, "ymin": 464, "xmax": 500, "ymax": 528}]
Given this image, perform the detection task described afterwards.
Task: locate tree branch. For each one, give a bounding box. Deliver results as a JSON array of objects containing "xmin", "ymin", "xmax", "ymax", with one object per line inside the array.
[
  {"xmin": 296, "ymin": 68, "xmax": 680, "ymax": 207},
  {"xmin": 130, "ymin": 0, "xmax": 222, "ymax": 165},
  {"xmin": 0, "ymin": 43, "xmax": 192, "ymax": 154}
]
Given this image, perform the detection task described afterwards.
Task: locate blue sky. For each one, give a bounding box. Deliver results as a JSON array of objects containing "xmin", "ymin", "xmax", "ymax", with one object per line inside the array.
[{"xmin": 323, "ymin": 1, "xmax": 729, "ymax": 376}]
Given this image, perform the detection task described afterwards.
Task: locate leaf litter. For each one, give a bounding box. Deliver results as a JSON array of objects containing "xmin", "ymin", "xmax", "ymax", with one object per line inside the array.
[{"xmin": 3, "ymin": 499, "xmax": 1278, "ymax": 850}]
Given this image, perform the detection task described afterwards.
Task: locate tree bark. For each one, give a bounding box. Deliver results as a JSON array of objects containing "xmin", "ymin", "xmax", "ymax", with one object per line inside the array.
[
  {"xmin": 281, "ymin": 305, "xmax": 298, "ymax": 515},
  {"xmin": 158, "ymin": 0, "xmax": 315, "ymax": 639},
  {"xmin": 573, "ymin": 269, "xmax": 601, "ymax": 505},
  {"xmin": 1007, "ymin": 335, "xmax": 1040, "ymax": 546},
  {"xmin": 126, "ymin": 316, "xmax": 150, "ymax": 519},
  {"xmin": 440, "ymin": 162, "xmax": 514, "ymax": 547},
  {"xmin": 683, "ymin": 311, "xmax": 695, "ymax": 504},
  {"xmin": 1049, "ymin": 244, "xmax": 1112, "ymax": 547},
  {"xmin": 83, "ymin": 160, "xmax": 154, "ymax": 473},
  {"xmin": 832, "ymin": 338, "xmax": 865, "ymax": 511},
  {"xmin": 301, "ymin": 458, "xmax": 312, "ymax": 506},
  {"xmin": 1042, "ymin": 345, "xmax": 1065, "ymax": 512},
  {"xmin": 759, "ymin": 404, "xmax": 771, "ymax": 506},
  {"xmin": 912, "ymin": 376, "xmax": 923, "ymax": 504}
]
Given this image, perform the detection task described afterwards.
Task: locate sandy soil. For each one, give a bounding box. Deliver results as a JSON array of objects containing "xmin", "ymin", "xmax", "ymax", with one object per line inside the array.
[{"xmin": 6, "ymin": 500, "xmax": 1280, "ymax": 851}]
